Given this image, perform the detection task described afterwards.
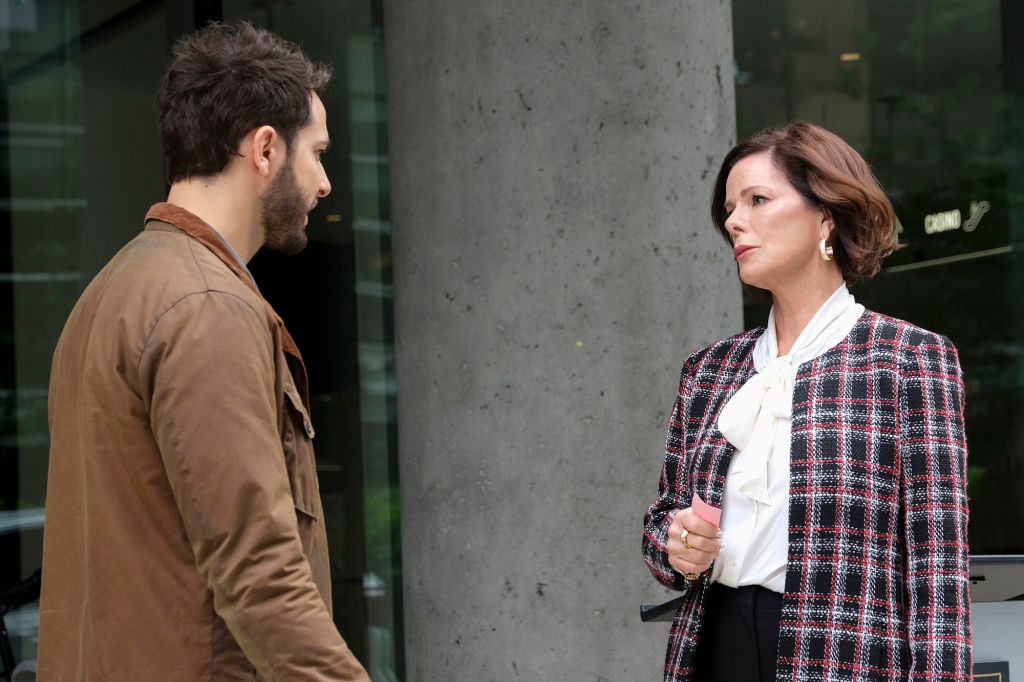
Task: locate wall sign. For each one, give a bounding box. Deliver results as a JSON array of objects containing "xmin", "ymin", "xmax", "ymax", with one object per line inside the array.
[
  {"xmin": 963, "ymin": 200, "xmax": 990, "ymax": 232},
  {"xmin": 924, "ymin": 201, "xmax": 990, "ymax": 235},
  {"xmin": 924, "ymin": 209, "xmax": 962, "ymax": 234}
]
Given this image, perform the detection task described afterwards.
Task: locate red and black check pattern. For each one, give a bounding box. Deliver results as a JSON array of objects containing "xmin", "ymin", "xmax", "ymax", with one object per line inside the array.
[{"xmin": 643, "ymin": 311, "xmax": 972, "ymax": 682}]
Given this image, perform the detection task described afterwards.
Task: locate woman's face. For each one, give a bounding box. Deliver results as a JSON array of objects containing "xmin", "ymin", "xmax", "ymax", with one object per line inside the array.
[{"xmin": 723, "ymin": 152, "xmax": 833, "ymax": 293}]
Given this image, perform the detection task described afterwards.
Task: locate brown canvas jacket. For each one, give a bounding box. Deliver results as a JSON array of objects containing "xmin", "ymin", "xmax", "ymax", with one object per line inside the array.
[{"xmin": 37, "ymin": 202, "xmax": 369, "ymax": 682}]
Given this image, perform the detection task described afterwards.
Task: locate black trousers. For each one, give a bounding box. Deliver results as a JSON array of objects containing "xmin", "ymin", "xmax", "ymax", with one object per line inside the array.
[{"xmin": 692, "ymin": 582, "xmax": 783, "ymax": 682}]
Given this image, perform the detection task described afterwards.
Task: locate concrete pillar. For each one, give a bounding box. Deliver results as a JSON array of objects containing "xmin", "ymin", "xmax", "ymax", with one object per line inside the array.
[{"xmin": 383, "ymin": 1, "xmax": 740, "ymax": 679}]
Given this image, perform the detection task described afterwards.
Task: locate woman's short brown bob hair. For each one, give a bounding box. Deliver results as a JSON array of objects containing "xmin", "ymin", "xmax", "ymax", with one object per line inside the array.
[{"xmin": 711, "ymin": 121, "xmax": 900, "ymax": 296}]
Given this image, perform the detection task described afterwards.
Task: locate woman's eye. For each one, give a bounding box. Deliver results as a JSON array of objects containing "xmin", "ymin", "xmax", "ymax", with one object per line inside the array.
[{"xmin": 752, "ymin": 195, "xmax": 767, "ymax": 205}]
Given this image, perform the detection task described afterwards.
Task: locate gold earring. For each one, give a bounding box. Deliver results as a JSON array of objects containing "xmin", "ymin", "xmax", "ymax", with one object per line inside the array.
[{"xmin": 820, "ymin": 238, "xmax": 834, "ymax": 261}]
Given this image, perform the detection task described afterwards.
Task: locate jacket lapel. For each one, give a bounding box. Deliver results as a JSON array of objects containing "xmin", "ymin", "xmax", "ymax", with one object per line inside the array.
[{"xmin": 692, "ymin": 339, "xmax": 758, "ymax": 509}]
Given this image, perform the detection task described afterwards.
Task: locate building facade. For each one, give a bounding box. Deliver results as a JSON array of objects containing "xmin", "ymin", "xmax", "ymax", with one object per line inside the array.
[{"xmin": 0, "ymin": 0, "xmax": 1022, "ymax": 680}]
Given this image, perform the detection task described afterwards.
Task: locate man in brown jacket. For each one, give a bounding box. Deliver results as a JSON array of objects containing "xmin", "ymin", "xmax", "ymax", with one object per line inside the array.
[{"xmin": 37, "ymin": 23, "xmax": 369, "ymax": 682}]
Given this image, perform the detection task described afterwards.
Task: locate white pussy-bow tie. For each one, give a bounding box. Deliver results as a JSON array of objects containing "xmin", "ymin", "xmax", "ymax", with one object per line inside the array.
[{"xmin": 716, "ymin": 355, "xmax": 796, "ymax": 505}]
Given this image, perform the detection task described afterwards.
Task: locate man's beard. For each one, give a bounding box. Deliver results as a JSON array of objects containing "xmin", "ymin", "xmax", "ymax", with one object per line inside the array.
[{"xmin": 260, "ymin": 156, "xmax": 311, "ymax": 255}]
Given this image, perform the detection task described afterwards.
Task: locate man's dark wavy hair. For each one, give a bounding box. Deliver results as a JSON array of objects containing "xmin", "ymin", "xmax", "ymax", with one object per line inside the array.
[{"xmin": 156, "ymin": 22, "xmax": 331, "ymax": 184}]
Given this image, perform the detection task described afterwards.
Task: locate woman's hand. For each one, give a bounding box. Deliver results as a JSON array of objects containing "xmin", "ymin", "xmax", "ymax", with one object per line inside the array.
[{"xmin": 666, "ymin": 507, "xmax": 722, "ymax": 578}]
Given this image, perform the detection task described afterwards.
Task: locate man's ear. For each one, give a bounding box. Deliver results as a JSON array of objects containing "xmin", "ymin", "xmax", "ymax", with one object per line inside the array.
[{"xmin": 248, "ymin": 125, "xmax": 278, "ymax": 178}]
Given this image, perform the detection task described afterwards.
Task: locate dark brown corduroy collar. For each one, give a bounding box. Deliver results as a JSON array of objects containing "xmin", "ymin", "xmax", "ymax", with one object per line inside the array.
[{"xmin": 145, "ymin": 202, "xmax": 259, "ymax": 297}]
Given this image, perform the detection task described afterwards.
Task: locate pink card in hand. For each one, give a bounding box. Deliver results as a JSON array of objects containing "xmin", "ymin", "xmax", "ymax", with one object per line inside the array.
[{"xmin": 691, "ymin": 493, "xmax": 721, "ymax": 527}]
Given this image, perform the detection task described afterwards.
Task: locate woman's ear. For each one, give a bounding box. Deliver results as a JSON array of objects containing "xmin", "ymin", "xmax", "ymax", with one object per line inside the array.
[{"xmin": 819, "ymin": 207, "xmax": 836, "ymax": 241}]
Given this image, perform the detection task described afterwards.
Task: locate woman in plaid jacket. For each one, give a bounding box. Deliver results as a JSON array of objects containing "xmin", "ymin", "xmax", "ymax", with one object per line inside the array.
[{"xmin": 642, "ymin": 122, "xmax": 971, "ymax": 682}]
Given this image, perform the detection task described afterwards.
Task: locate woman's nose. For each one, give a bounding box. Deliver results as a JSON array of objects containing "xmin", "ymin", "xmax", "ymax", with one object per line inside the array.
[{"xmin": 724, "ymin": 211, "xmax": 745, "ymax": 237}]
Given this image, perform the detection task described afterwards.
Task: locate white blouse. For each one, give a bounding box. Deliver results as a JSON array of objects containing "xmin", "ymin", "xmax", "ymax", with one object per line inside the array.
[{"xmin": 711, "ymin": 284, "xmax": 864, "ymax": 593}]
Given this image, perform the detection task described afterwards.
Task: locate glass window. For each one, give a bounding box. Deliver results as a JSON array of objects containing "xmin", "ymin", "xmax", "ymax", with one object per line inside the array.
[
  {"xmin": 732, "ymin": 0, "xmax": 1020, "ymax": 554},
  {"xmin": 1, "ymin": 0, "xmax": 167, "ymax": 668},
  {"xmin": 0, "ymin": 2, "xmax": 402, "ymax": 679}
]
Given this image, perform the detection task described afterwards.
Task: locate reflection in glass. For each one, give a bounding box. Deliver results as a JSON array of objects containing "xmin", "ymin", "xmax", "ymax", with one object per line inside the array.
[
  {"xmin": 732, "ymin": 0, "xmax": 1022, "ymax": 553},
  {"xmin": 0, "ymin": 0, "xmax": 85, "ymax": 666},
  {"xmin": 0, "ymin": 0, "xmax": 168, "ymax": 667},
  {"xmin": 349, "ymin": 16, "xmax": 402, "ymax": 680}
]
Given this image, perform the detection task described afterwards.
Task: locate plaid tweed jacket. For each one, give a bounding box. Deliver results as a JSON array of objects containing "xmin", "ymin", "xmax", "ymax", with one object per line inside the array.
[{"xmin": 643, "ymin": 310, "xmax": 972, "ymax": 682}]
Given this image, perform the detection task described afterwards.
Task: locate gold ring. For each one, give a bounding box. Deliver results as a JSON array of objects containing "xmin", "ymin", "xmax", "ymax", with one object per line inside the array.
[{"xmin": 679, "ymin": 527, "xmax": 692, "ymax": 549}]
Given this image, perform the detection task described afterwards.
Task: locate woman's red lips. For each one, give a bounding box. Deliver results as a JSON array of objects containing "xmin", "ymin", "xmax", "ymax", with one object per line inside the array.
[{"xmin": 733, "ymin": 244, "xmax": 755, "ymax": 260}]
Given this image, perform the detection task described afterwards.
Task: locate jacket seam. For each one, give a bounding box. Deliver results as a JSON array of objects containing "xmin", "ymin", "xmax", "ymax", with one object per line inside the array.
[
  {"xmin": 136, "ymin": 289, "xmax": 268, "ymax": 384},
  {"xmin": 139, "ymin": 287, "xmax": 283, "ymax": 680}
]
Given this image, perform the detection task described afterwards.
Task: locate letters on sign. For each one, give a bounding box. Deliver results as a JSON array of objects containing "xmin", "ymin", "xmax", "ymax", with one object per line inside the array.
[
  {"xmin": 924, "ymin": 209, "xmax": 961, "ymax": 234},
  {"xmin": 923, "ymin": 201, "xmax": 990, "ymax": 235}
]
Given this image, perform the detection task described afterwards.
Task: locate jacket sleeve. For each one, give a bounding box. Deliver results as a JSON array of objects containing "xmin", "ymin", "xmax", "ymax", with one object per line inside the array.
[
  {"xmin": 138, "ymin": 291, "xmax": 369, "ymax": 682},
  {"xmin": 642, "ymin": 355, "xmax": 699, "ymax": 591},
  {"xmin": 898, "ymin": 333, "xmax": 972, "ymax": 682}
]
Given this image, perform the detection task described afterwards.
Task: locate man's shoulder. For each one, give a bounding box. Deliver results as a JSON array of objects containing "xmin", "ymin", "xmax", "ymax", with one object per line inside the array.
[
  {"xmin": 109, "ymin": 223, "xmax": 264, "ymax": 315},
  {"xmin": 65, "ymin": 224, "xmax": 271, "ymax": 357}
]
